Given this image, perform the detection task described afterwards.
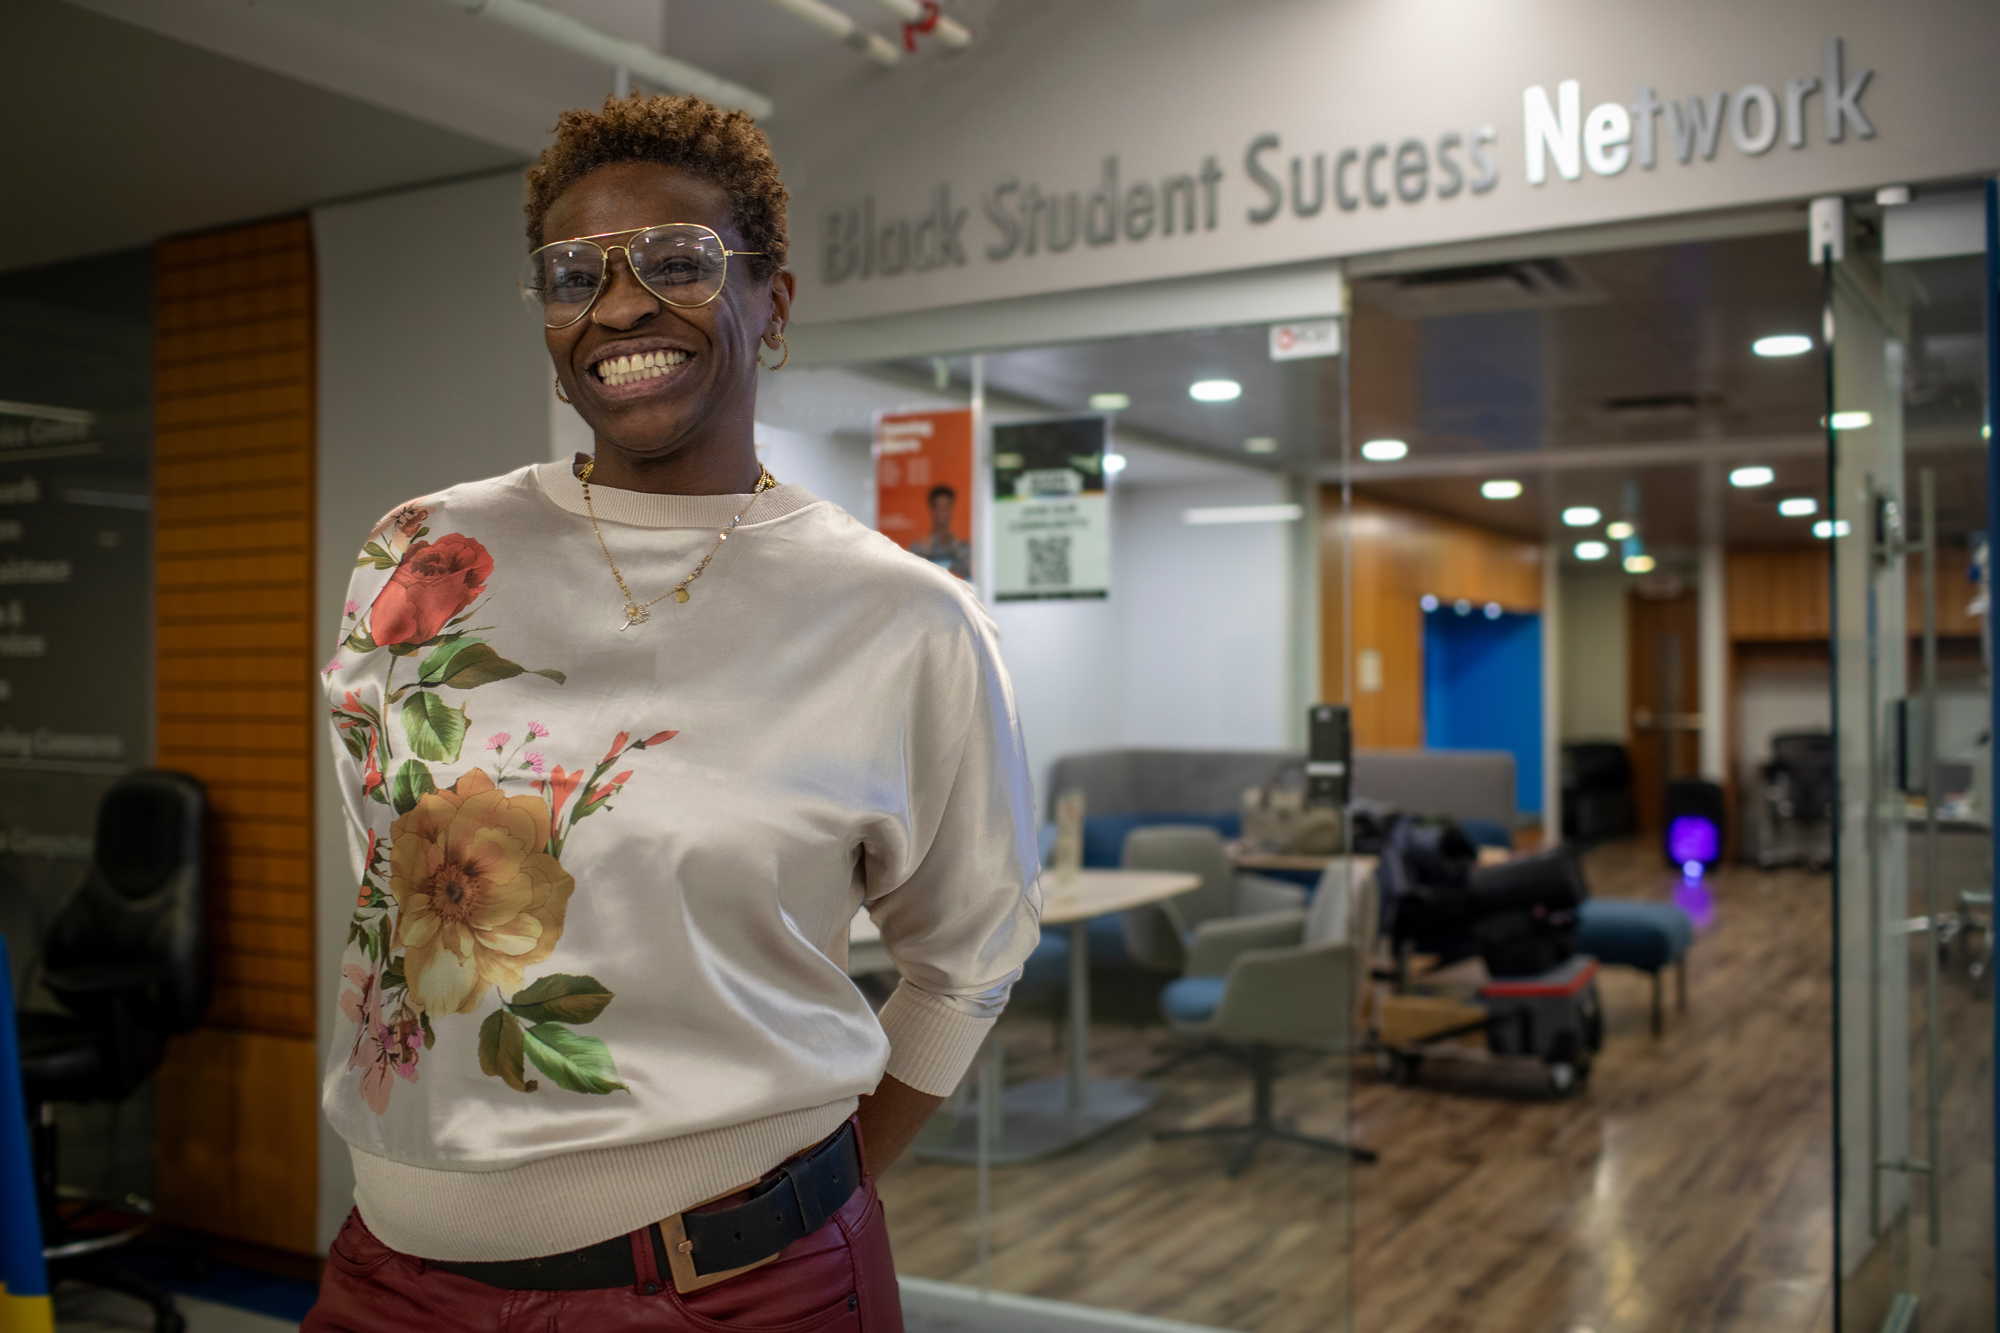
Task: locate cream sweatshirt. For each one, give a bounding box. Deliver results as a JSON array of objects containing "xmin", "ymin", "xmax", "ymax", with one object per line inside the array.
[{"xmin": 320, "ymin": 460, "xmax": 1041, "ymax": 1261}]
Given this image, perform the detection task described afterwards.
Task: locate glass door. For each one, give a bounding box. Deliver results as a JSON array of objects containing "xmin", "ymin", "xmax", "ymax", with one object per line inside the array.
[{"xmin": 1827, "ymin": 188, "xmax": 1996, "ymax": 1331}]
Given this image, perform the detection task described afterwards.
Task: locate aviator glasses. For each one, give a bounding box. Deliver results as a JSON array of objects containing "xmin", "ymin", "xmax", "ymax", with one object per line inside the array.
[{"xmin": 520, "ymin": 223, "xmax": 764, "ymax": 328}]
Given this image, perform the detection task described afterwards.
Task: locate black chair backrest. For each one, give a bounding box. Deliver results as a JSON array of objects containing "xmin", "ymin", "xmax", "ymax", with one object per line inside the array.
[
  {"xmin": 43, "ymin": 770, "xmax": 209, "ymax": 1035},
  {"xmin": 1770, "ymin": 730, "xmax": 1835, "ymax": 818},
  {"xmin": 1562, "ymin": 742, "xmax": 1632, "ymax": 792}
]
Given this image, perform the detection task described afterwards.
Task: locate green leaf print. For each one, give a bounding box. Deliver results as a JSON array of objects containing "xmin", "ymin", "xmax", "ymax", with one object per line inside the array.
[
  {"xmin": 401, "ymin": 693, "xmax": 468, "ymax": 762},
  {"xmin": 522, "ymin": 1022, "xmax": 626, "ymax": 1095},
  {"xmin": 390, "ymin": 758, "xmax": 437, "ymax": 815},
  {"xmin": 506, "ymin": 974, "xmax": 615, "ymax": 1025},
  {"xmin": 478, "ymin": 1009, "xmax": 536, "ymax": 1093},
  {"xmin": 532, "ymin": 668, "xmax": 567, "ymax": 684},
  {"xmin": 428, "ymin": 640, "xmax": 532, "ymax": 690}
]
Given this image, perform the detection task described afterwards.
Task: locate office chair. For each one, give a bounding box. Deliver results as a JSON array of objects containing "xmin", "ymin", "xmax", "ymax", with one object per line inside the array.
[
  {"xmin": 1560, "ymin": 742, "xmax": 1636, "ymax": 845},
  {"xmin": 1755, "ymin": 731, "xmax": 1834, "ymax": 870},
  {"xmin": 16, "ymin": 770, "xmax": 209, "ymax": 1333},
  {"xmin": 1153, "ymin": 859, "xmax": 1379, "ymax": 1176},
  {"xmin": 1119, "ymin": 825, "xmax": 1305, "ymax": 974}
]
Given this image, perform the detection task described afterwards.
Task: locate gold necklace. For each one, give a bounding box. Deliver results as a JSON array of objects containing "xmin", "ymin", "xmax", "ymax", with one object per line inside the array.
[{"xmin": 577, "ymin": 457, "xmax": 778, "ymax": 631}]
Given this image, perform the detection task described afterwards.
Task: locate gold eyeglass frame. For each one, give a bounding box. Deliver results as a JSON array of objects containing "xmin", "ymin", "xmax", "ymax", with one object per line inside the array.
[{"xmin": 521, "ymin": 222, "xmax": 765, "ymax": 328}]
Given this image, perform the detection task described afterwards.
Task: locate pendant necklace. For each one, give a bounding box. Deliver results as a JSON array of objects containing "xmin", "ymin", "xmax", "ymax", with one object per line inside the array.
[{"xmin": 577, "ymin": 457, "xmax": 777, "ymax": 631}]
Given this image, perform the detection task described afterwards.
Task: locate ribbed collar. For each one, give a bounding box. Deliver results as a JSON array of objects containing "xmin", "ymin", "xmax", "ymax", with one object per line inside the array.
[{"xmin": 533, "ymin": 457, "xmax": 820, "ymax": 529}]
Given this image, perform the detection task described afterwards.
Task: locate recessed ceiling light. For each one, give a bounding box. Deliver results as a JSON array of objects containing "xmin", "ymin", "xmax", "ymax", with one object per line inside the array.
[
  {"xmin": 1575, "ymin": 541, "xmax": 1610, "ymax": 560},
  {"xmin": 1814, "ymin": 519, "xmax": 1852, "ymax": 539},
  {"xmin": 1779, "ymin": 497, "xmax": 1818, "ymax": 517},
  {"xmin": 1089, "ymin": 392, "xmax": 1130, "ymax": 411},
  {"xmin": 1420, "ymin": 594, "xmax": 1439, "ymax": 611},
  {"xmin": 1101, "ymin": 452, "xmax": 1127, "ymax": 475},
  {"xmin": 1481, "ymin": 479, "xmax": 1523, "ymax": 500},
  {"xmin": 1625, "ymin": 554, "xmax": 1657, "ymax": 573},
  {"xmin": 1562, "ymin": 506, "xmax": 1602, "ymax": 527},
  {"xmin": 1244, "ymin": 437, "xmax": 1279, "ymax": 453},
  {"xmin": 1830, "ymin": 410, "xmax": 1873, "ymax": 430},
  {"xmin": 1453, "ymin": 599, "xmax": 1472, "ymax": 615},
  {"xmin": 1183, "ymin": 503, "xmax": 1302, "ymax": 525},
  {"xmin": 1606, "ymin": 521, "xmax": 1635, "ymax": 540},
  {"xmin": 1361, "ymin": 438, "xmax": 1408, "ymax": 461},
  {"xmin": 1483, "ymin": 602, "xmax": 1502, "ymax": 619},
  {"xmin": 1730, "ymin": 465, "xmax": 1775, "ymax": 488},
  {"xmin": 1753, "ymin": 334, "xmax": 1814, "ymax": 358},
  {"xmin": 1189, "ymin": 379, "xmax": 1241, "ymax": 403}
]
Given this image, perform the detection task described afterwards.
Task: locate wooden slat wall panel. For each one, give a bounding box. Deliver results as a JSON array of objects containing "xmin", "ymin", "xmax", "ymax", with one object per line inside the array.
[
  {"xmin": 154, "ymin": 1029, "xmax": 321, "ymax": 1256},
  {"xmin": 1727, "ymin": 548, "xmax": 1829, "ymax": 641},
  {"xmin": 152, "ymin": 216, "xmax": 319, "ymax": 1253},
  {"xmin": 1727, "ymin": 546, "xmax": 1980, "ymax": 641},
  {"xmin": 1320, "ymin": 492, "xmax": 1545, "ymax": 748}
]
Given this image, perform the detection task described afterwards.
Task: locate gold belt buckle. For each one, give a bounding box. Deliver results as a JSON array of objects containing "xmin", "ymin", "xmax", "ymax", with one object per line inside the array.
[{"xmin": 658, "ymin": 1189, "xmax": 782, "ymax": 1294}]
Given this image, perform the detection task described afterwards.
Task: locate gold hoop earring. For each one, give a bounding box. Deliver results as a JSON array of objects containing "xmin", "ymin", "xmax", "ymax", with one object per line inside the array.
[
  {"xmin": 758, "ymin": 332, "xmax": 789, "ymax": 371},
  {"xmin": 554, "ymin": 377, "xmax": 571, "ymax": 404}
]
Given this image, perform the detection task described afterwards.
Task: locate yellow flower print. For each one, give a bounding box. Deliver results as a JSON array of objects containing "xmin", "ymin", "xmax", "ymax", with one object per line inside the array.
[{"xmin": 389, "ymin": 768, "xmax": 574, "ymax": 1016}]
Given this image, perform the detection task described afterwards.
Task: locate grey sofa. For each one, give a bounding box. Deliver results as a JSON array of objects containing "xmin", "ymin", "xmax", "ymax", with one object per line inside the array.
[{"xmin": 1046, "ymin": 746, "xmax": 1518, "ymax": 832}]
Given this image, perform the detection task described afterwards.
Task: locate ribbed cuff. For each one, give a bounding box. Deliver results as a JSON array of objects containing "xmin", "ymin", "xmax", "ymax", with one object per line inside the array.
[{"xmin": 877, "ymin": 981, "xmax": 996, "ymax": 1096}]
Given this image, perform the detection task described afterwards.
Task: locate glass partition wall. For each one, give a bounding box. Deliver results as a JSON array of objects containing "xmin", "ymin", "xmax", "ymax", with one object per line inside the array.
[
  {"xmin": 1826, "ymin": 199, "xmax": 1996, "ymax": 1331},
  {"xmin": 763, "ymin": 327, "xmax": 1358, "ymax": 1332}
]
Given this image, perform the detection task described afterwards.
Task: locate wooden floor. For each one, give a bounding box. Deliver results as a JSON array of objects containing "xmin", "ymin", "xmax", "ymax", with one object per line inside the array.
[{"xmin": 874, "ymin": 839, "xmax": 1995, "ymax": 1332}]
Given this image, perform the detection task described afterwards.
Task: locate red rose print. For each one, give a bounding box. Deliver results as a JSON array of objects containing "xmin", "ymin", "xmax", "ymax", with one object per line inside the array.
[{"xmin": 369, "ymin": 534, "xmax": 493, "ymax": 647}]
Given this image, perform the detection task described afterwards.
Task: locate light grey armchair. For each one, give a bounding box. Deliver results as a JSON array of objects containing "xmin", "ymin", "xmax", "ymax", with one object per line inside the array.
[
  {"xmin": 1119, "ymin": 825, "xmax": 1307, "ymax": 974},
  {"xmin": 1152, "ymin": 858, "xmax": 1379, "ymax": 1176}
]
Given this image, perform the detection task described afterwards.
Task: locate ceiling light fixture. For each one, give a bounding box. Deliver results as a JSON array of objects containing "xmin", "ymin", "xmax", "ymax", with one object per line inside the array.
[
  {"xmin": 1189, "ymin": 379, "xmax": 1242, "ymax": 403},
  {"xmin": 1730, "ymin": 465, "xmax": 1775, "ymax": 488},
  {"xmin": 1361, "ymin": 438, "xmax": 1408, "ymax": 461},
  {"xmin": 1606, "ymin": 521, "xmax": 1635, "ymax": 540},
  {"xmin": 1830, "ymin": 410, "xmax": 1873, "ymax": 430},
  {"xmin": 1562, "ymin": 506, "xmax": 1602, "ymax": 527},
  {"xmin": 1420, "ymin": 594, "xmax": 1439, "ymax": 611},
  {"xmin": 1183, "ymin": 503, "xmax": 1302, "ymax": 525},
  {"xmin": 1089, "ymin": 392, "xmax": 1130, "ymax": 411},
  {"xmin": 1481, "ymin": 479, "xmax": 1523, "ymax": 499},
  {"xmin": 1101, "ymin": 452, "xmax": 1127, "ymax": 475},
  {"xmin": 1483, "ymin": 602, "xmax": 1502, "ymax": 619},
  {"xmin": 1624, "ymin": 554, "xmax": 1657, "ymax": 573},
  {"xmin": 1752, "ymin": 334, "xmax": 1814, "ymax": 358},
  {"xmin": 1814, "ymin": 519, "xmax": 1852, "ymax": 539},
  {"xmin": 1778, "ymin": 497, "xmax": 1818, "ymax": 517},
  {"xmin": 1244, "ymin": 437, "xmax": 1279, "ymax": 453},
  {"xmin": 1453, "ymin": 599, "xmax": 1472, "ymax": 615},
  {"xmin": 1575, "ymin": 541, "xmax": 1610, "ymax": 560}
]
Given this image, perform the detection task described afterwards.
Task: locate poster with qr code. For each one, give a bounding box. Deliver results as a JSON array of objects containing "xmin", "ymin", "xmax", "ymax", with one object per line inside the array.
[{"xmin": 991, "ymin": 417, "xmax": 1109, "ymax": 601}]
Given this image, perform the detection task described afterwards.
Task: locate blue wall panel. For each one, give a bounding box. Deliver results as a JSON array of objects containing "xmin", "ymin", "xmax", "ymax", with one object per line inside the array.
[{"xmin": 1423, "ymin": 608, "xmax": 1543, "ymax": 814}]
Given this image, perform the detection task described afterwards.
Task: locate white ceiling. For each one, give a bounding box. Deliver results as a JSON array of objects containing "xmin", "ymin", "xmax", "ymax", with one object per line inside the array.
[{"xmin": 5, "ymin": 0, "xmax": 977, "ymax": 272}]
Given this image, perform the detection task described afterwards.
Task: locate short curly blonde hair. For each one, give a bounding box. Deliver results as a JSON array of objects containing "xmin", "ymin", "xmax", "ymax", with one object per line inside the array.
[{"xmin": 524, "ymin": 93, "xmax": 788, "ymax": 278}]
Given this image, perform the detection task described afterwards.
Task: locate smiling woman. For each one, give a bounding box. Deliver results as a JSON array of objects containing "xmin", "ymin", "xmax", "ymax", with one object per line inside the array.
[{"xmin": 303, "ymin": 94, "xmax": 1041, "ymax": 1333}]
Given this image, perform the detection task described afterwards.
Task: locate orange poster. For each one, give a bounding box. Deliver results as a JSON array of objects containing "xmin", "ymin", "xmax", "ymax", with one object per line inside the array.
[{"xmin": 874, "ymin": 408, "xmax": 975, "ymax": 581}]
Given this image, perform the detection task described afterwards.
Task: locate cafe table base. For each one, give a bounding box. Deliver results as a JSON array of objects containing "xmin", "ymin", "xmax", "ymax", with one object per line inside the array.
[{"xmin": 912, "ymin": 1076, "xmax": 1159, "ymax": 1165}]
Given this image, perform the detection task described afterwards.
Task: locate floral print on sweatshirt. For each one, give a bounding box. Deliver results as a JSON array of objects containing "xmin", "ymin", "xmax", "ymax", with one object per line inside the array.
[{"xmin": 328, "ymin": 512, "xmax": 678, "ymax": 1113}]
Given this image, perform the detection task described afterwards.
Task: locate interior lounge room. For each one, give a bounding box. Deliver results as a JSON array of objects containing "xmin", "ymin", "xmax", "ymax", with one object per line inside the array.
[{"xmin": 0, "ymin": 2, "xmax": 1996, "ymax": 1332}]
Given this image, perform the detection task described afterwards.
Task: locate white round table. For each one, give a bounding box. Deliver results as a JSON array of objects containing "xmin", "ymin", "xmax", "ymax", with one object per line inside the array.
[{"xmin": 854, "ymin": 868, "xmax": 1200, "ymax": 1163}]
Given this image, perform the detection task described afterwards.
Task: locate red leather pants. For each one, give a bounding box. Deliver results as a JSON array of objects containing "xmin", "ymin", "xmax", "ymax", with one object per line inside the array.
[{"xmin": 302, "ymin": 1176, "xmax": 903, "ymax": 1333}]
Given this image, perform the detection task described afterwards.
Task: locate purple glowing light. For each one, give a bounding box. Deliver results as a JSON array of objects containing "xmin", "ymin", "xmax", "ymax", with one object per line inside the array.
[
  {"xmin": 1673, "ymin": 875, "xmax": 1717, "ymax": 931},
  {"xmin": 1667, "ymin": 815, "xmax": 1720, "ymax": 867}
]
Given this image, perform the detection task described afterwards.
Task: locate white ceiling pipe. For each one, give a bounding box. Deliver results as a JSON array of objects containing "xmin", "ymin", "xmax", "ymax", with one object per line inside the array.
[
  {"xmin": 450, "ymin": 0, "xmax": 775, "ymax": 119},
  {"xmin": 759, "ymin": 0, "xmax": 902, "ymax": 66},
  {"xmin": 864, "ymin": 0, "xmax": 972, "ymax": 49}
]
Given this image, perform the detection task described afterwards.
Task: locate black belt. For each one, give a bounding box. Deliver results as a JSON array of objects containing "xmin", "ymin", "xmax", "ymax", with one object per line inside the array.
[{"xmin": 432, "ymin": 1119, "xmax": 863, "ymax": 1293}]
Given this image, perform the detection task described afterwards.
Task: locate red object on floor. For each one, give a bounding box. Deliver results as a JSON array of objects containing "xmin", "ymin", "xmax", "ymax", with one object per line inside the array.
[{"xmin": 302, "ymin": 1176, "xmax": 902, "ymax": 1333}]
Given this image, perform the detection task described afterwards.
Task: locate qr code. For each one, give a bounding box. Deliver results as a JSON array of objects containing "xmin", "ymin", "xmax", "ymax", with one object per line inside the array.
[{"xmin": 1027, "ymin": 535, "xmax": 1070, "ymax": 587}]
